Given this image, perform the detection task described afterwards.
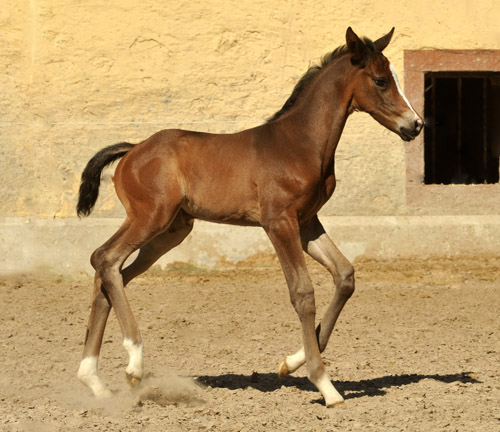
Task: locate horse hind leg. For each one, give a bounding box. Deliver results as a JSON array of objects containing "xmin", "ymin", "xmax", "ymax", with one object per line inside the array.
[
  {"xmin": 77, "ymin": 272, "xmax": 113, "ymax": 398},
  {"xmin": 78, "ymin": 207, "xmax": 186, "ymax": 397},
  {"xmin": 78, "ymin": 220, "xmax": 141, "ymax": 397},
  {"xmin": 121, "ymin": 211, "xmax": 194, "ymax": 286},
  {"xmin": 118, "ymin": 212, "xmax": 194, "ymax": 387}
]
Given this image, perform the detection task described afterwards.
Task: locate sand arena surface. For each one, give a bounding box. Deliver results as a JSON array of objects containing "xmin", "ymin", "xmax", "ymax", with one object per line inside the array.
[{"xmin": 1, "ymin": 256, "xmax": 499, "ymax": 431}]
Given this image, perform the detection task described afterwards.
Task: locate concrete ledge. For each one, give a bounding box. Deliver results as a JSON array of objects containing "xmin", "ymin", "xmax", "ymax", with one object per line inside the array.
[{"xmin": 1, "ymin": 215, "xmax": 500, "ymax": 275}]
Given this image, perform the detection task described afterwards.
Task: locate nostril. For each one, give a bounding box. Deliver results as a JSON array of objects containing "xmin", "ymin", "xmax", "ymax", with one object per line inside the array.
[{"xmin": 415, "ymin": 118, "xmax": 424, "ymax": 131}]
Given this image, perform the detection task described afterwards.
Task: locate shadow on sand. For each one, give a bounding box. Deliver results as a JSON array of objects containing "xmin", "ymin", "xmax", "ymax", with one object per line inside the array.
[{"xmin": 196, "ymin": 371, "xmax": 480, "ymax": 402}]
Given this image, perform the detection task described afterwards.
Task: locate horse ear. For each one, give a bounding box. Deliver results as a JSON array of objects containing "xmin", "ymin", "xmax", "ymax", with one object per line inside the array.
[
  {"xmin": 373, "ymin": 27, "xmax": 395, "ymax": 52},
  {"xmin": 346, "ymin": 27, "xmax": 368, "ymax": 66}
]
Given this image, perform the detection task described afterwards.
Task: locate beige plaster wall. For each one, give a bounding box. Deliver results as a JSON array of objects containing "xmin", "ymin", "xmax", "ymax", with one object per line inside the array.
[{"xmin": 1, "ymin": 1, "xmax": 499, "ymax": 273}]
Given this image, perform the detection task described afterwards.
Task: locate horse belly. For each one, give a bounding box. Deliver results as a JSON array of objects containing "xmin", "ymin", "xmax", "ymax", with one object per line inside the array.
[
  {"xmin": 166, "ymin": 131, "xmax": 262, "ymax": 225},
  {"xmin": 182, "ymin": 181, "xmax": 261, "ymax": 226}
]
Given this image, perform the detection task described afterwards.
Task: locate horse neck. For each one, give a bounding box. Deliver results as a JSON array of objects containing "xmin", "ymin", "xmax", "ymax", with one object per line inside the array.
[{"xmin": 280, "ymin": 55, "xmax": 354, "ymax": 164}]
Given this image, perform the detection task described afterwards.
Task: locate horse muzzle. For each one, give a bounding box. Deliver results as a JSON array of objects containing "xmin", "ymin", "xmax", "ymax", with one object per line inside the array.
[{"xmin": 399, "ymin": 118, "xmax": 424, "ymax": 142}]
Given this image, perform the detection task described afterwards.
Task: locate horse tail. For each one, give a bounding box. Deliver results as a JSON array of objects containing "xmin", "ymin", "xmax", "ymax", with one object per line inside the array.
[{"xmin": 77, "ymin": 142, "xmax": 135, "ymax": 217}]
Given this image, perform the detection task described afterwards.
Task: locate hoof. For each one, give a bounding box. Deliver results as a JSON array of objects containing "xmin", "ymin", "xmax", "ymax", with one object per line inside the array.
[
  {"xmin": 125, "ymin": 373, "xmax": 142, "ymax": 388},
  {"xmin": 278, "ymin": 360, "xmax": 289, "ymax": 379},
  {"xmin": 327, "ymin": 401, "xmax": 346, "ymax": 408}
]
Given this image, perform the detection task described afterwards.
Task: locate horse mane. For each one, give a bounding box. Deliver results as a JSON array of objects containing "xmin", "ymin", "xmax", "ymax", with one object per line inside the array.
[{"xmin": 267, "ymin": 37, "xmax": 376, "ymax": 122}]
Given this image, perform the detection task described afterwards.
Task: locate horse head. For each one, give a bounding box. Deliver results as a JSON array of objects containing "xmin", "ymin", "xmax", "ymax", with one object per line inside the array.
[{"xmin": 346, "ymin": 27, "xmax": 423, "ymax": 141}]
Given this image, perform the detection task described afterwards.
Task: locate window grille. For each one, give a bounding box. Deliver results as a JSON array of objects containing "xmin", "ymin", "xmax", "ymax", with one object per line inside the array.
[{"xmin": 424, "ymin": 72, "xmax": 500, "ymax": 184}]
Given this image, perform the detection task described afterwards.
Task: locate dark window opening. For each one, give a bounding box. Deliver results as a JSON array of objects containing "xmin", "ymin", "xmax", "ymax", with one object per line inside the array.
[{"xmin": 424, "ymin": 72, "xmax": 500, "ymax": 184}]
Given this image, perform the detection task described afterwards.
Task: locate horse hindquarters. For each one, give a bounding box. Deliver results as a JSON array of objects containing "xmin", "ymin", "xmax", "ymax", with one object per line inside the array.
[{"xmin": 78, "ymin": 147, "xmax": 191, "ymax": 396}]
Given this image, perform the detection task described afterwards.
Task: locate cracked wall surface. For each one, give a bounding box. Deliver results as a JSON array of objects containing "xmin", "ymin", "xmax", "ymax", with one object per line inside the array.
[{"xmin": 1, "ymin": 1, "xmax": 499, "ymax": 273}]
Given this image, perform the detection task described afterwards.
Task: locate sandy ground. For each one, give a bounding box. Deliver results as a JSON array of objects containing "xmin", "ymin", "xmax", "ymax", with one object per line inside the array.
[{"xmin": 1, "ymin": 256, "xmax": 499, "ymax": 431}]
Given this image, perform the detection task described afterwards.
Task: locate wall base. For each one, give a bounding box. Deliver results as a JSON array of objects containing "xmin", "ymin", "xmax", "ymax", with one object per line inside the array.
[{"xmin": 1, "ymin": 215, "xmax": 499, "ymax": 276}]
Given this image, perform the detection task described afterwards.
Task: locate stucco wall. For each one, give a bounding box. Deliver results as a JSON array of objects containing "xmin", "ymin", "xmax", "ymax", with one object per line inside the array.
[{"xmin": 1, "ymin": 1, "xmax": 499, "ymax": 274}]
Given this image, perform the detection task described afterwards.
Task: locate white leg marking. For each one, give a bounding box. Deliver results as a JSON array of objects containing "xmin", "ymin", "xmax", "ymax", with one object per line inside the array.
[
  {"xmin": 283, "ymin": 349, "xmax": 344, "ymax": 405},
  {"xmin": 285, "ymin": 347, "xmax": 306, "ymax": 374},
  {"xmin": 313, "ymin": 372, "xmax": 344, "ymax": 407},
  {"xmin": 78, "ymin": 356, "xmax": 112, "ymax": 398},
  {"xmin": 389, "ymin": 63, "xmax": 419, "ymax": 118},
  {"xmin": 123, "ymin": 338, "xmax": 144, "ymax": 379}
]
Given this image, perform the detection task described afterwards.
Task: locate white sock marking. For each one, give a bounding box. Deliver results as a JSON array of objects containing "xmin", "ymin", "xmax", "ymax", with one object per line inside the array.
[
  {"xmin": 123, "ymin": 338, "xmax": 144, "ymax": 379},
  {"xmin": 78, "ymin": 356, "xmax": 112, "ymax": 398},
  {"xmin": 285, "ymin": 348, "xmax": 306, "ymax": 373},
  {"xmin": 314, "ymin": 372, "xmax": 344, "ymax": 406}
]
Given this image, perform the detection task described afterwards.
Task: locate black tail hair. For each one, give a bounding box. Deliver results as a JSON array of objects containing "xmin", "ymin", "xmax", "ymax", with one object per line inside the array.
[{"xmin": 76, "ymin": 142, "xmax": 135, "ymax": 217}]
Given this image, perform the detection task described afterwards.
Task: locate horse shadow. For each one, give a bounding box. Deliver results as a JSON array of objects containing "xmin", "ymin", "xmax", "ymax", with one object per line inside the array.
[{"xmin": 196, "ymin": 371, "xmax": 480, "ymax": 403}]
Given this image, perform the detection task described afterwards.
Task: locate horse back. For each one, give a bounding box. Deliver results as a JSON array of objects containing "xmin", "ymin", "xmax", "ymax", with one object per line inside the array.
[{"xmin": 114, "ymin": 128, "xmax": 262, "ymax": 225}]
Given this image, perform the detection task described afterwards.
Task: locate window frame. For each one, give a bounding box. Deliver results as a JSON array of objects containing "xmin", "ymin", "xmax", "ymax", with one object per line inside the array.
[
  {"xmin": 404, "ymin": 50, "xmax": 500, "ymax": 214},
  {"xmin": 424, "ymin": 71, "xmax": 500, "ymax": 185}
]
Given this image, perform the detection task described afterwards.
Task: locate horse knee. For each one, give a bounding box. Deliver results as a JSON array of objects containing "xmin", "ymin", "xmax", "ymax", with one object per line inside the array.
[
  {"xmin": 337, "ymin": 266, "xmax": 355, "ymax": 298},
  {"xmin": 290, "ymin": 287, "xmax": 316, "ymax": 318}
]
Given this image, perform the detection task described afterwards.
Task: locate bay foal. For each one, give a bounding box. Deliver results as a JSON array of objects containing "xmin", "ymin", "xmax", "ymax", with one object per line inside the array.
[{"xmin": 77, "ymin": 27, "xmax": 422, "ymax": 407}]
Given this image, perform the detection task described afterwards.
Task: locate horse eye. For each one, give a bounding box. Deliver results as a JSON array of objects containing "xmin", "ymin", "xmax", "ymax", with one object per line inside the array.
[{"xmin": 374, "ymin": 78, "xmax": 388, "ymax": 88}]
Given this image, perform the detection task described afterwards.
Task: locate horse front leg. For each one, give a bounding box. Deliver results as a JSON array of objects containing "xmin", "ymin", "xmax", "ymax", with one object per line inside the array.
[
  {"xmin": 278, "ymin": 216, "xmax": 354, "ymax": 383},
  {"xmin": 265, "ymin": 217, "xmax": 344, "ymax": 407}
]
